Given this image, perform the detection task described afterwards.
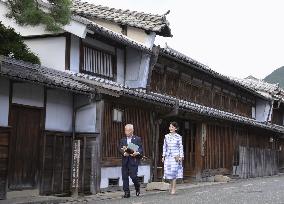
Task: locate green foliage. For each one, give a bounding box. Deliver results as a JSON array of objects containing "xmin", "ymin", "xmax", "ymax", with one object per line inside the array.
[
  {"xmin": 6, "ymin": 0, "xmax": 72, "ymax": 32},
  {"xmin": 264, "ymin": 67, "xmax": 284, "ymax": 89},
  {"xmin": 0, "ymin": 21, "xmax": 40, "ymax": 64}
]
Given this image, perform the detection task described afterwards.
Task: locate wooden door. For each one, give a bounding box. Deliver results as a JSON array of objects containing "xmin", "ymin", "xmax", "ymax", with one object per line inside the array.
[{"xmin": 8, "ymin": 105, "xmax": 42, "ymax": 190}]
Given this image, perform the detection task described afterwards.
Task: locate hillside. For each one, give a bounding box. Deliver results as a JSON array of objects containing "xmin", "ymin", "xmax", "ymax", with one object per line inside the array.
[{"xmin": 264, "ymin": 66, "xmax": 284, "ymax": 88}]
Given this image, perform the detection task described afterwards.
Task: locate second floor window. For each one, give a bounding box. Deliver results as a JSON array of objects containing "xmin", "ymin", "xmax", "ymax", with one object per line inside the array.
[{"xmin": 81, "ymin": 43, "xmax": 116, "ymax": 80}]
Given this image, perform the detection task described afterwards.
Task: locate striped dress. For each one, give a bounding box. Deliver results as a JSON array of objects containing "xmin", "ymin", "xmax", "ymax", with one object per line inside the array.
[{"xmin": 162, "ymin": 133, "xmax": 184, "ymax": 180}]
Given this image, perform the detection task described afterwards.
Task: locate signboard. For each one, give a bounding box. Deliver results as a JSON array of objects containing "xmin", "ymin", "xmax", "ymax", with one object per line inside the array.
[
  {"xmin": 71, "ymin": 140, "xmax": 80, "ymax": 194},
  {"xmin": 201, "ymin": 123, "xmax": 206, "ymax": 157}
]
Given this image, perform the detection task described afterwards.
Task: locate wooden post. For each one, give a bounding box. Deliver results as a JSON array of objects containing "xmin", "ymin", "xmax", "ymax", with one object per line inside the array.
[
  {"xmin": 153, "ymin": 119, "xmax": 161, "ymax": 181},
  {"xmin": 195, "ymin": 123, "xmax": 203, "ymax": 181}
]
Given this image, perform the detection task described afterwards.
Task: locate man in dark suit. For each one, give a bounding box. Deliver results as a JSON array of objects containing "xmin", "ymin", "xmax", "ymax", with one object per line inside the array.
[{"xmin": 119, "ymin": 124, "xmax": 143, "ymax": 198}]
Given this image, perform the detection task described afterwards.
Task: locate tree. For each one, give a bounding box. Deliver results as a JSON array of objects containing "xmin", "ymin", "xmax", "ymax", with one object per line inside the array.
[
  {"xmin": 0, "ymin": 21, "xmax": 40, "ymax": 64},
  {"xmin": 6, "ymin": 0, "xmax": 72, "ymax": 32}
]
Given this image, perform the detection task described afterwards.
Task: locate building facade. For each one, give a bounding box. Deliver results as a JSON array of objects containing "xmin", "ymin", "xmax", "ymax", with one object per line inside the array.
[{"xmin": 0, "ymin": 0, "xmax": 283, "ymax": 200}]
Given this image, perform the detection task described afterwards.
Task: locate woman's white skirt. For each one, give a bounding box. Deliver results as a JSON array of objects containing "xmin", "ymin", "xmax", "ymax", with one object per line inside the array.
[{"xmin": 163, "ymin": 156, "xmax": 183, "ymax": 180}]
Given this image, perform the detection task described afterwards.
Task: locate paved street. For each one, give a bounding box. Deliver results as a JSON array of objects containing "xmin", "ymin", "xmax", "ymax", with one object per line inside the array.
[{"xmin": 90, "ymin": 175, "xmax": 284, "ymax": 204}]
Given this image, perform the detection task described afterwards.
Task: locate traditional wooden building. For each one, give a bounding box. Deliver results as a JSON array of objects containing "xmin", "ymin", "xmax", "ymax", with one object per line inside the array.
[
  {"xmin": 0, "ymin": 0, "xmax": 172, "ymax": 199},
  {"xmin": 0, "ymin": 0, "xmax": 283, "ymax": 201},
  {"xmin": 147, "ymin": 45, "xmax": 284, "ymax": 180},
  {"xmin": 232, "ymin": 76, "xmax": 284, "ymax": 173}
]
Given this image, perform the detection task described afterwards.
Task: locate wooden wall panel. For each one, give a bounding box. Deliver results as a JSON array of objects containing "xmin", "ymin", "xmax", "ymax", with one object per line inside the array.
[
  {"xmin": 0, "ymin": 127, "xmax": 10, "ymax": 200},
  {"xmin": 203, "ymin": 123, "xmax": 275, "ymax": 176},
  {"xmin": 102, "ymin": 101, "xmax": 153, "ymax": 164},
  {"xmin": 278, "ymin": 138, "xmax": 284, "ymax": 172},
  {"xmin": 75, "ymin": 134, "xmax": 98, "ymax": 195},
  {"xmin": 150, "ymin": 65, "xmax": 253, "ymax": 118},
  {"xmin": 40, "ymin": 131, "xmax": 72, "ymax": 196}
]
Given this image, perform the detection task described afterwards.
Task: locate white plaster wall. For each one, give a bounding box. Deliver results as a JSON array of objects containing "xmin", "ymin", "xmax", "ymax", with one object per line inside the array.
[
  {"xmin": 116, "ymin": 48, "xmax": 125, "ymax": 84},
  {"xmin": 125, "ymin": 48, "xmax": 141, "ymax": 81},
  {"xmin": 127, "ymin": 27, "xmax": 156, "ymax": 48},
  {"xmin": 63, "ymin": 19, "xmax": 87, "ymax": 38},
  {"xmin": 24, "ymin": 37, "xmax": 66, "ymax": 71},
  {"xmin": 0, "ymin": 1, "xmax": 55, "ymax": 36},
  {"xmin": 127, "ymin": 27, "xmax": 148, "ymax": 44},
  {"xmin": 75, "ymin": 95, "xmax": 97, "ymax": 133},
  {"xmin": 70, "ymin": 34, "xmax": 80, "ymax": 72},
  {"xmin": 12, "ymin": 83, "xmax": 44, "ymax": 107},
  {"xmin": 100, "ymin": 165, "xmax": 151, "ymax": 189},
  {"xmin": 0, "ymin": 77, "xmax": 9, "ymax": 127},
  {"xmin": 125, "ymin": 47, "xmax": 150, "ymax": 88},
  {"xmin": 255, "ymin": 99, "xmax": 272, "ymax": 122},
  {"xmin": 45, "ymin": 89, "xmax": 73, "ymax": 132},
  {"xmin": 93, "ymin": 18, "xmax": 123, "ymax": 34}
]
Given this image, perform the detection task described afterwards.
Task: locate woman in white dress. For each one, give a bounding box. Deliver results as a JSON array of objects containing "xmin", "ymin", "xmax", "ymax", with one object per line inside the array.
[{"xmin": 162, "ymin": 122, "xmax": 184, "ymax": 194}]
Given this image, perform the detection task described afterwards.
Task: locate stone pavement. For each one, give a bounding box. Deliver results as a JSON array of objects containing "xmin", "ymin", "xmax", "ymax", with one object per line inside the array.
[{"xmin": 0, "ymin": 181, "xmax": 227, "ymax": 204}]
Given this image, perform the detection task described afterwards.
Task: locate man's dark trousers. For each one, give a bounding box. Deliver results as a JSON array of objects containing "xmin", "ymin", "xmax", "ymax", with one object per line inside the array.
[
  {"xmin": 120, "ymin": 136, "xmax": 143, "ymax": 194},
  {"xmin": 122, "ymin": 157, "xmax": 140, "ymax": 192}
]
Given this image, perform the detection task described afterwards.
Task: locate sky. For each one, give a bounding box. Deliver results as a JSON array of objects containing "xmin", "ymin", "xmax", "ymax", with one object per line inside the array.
[{"xmin": 88, "ymin": 0, "xmax": 284, "ymax": 79}]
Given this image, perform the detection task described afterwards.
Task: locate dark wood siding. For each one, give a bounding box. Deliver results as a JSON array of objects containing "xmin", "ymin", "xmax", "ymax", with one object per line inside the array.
[
  {"xmin": 278, "ymin": 138, "xmax": 284, "ymax": 172},
  {"xmin": 0, "ymin": 127, "xmax": 10, "ymax": 200},
  {"xmin": 271, "ymin": 105, "xmax": 284, "ymax": 126},
  {"xmin": 202, "ymin": 123, "xmax": 276, "ymax": 176},
  {"xmin": 102, "ymin": 101, "xmax": 153, "ymax": 166},
  {"xmin": 150, "ymin": 57, "xmax": 254, "ymax": 118},
  {"xmin": 40, "ymin": 131, "xmax": 72, "ymax": 196},
  {"xmin": 8, "ymin": 105, "xmax": 42, "ymax": 190},
  {"xmin": 76, "ymin": 134, "xmax": 99, "ymax": 195}
]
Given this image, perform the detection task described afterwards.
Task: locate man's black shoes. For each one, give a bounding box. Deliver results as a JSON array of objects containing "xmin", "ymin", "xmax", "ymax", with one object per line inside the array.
[
  {"xmin": 123, "ymin": 191, "xmax": 130, "ymax": 198},
  {"xmin": 136, "ymin": 188, "xmax": 140, "ymax": 196}
]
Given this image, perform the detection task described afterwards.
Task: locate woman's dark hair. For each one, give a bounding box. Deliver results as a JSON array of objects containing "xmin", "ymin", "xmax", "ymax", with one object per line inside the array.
[{"xmin": 170, "ymin": 121, "xmax": 179, "ymax": 131}]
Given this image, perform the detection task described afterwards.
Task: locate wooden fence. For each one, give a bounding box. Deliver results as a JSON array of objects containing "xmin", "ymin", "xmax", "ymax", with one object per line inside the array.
[{"xmin": 238, "ymin": 146, "xmax": 278, "ymax": 178}]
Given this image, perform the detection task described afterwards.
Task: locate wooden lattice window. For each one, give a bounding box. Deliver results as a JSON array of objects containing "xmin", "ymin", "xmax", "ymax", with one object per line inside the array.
[{"xmin": 81, "ymin": 43, "xmax": 116, "ymax": 80}]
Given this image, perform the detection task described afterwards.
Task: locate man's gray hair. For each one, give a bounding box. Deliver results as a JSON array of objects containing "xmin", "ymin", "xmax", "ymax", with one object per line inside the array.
[{"xmin": 125, "ymin": 124, "xmax": 134, "ymax": 130}]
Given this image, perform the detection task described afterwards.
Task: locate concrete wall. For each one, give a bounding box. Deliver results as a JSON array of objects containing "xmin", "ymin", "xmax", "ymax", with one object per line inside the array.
[
  {"xmin": 255, "ymin": 99, "xmax": 272, "ymax": 122},
  {"xmin": 45, "ymin": 89, "xmax": 73, "ymax": 132},
  {"xmin": 12, "ymin": 83, "xmax": 44, "ymax": 107},
  {"xmin": 24, "ymin": 37, "xmax": 66, "ymax": 71},
  {"xmin": 100, "ymin": 165, "xmax": 151, "ymax": 189},
  {"xmin": 0, "ymin": 77, "xmax": 9, "ymax": 127}
]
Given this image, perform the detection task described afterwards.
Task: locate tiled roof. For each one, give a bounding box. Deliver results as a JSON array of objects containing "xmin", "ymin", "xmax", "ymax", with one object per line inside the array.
[
  {"xmin": 124, "ymin": 90, "xmax": 284, "ymax": 133},
  {"xmin": 230, "ymin": 76, "xmax": 284, "ymax": 101},
  {"xmin": 0, "ymin": 56, "xmax": 122, "ymax": 95},
  {"xmin": 1, "ymin": 56, "xmax": 283, "ymax": 134},
  {"xmin": 159, "ymin": 45, "xmax": 269, "ymax": 100},
  {"xmin": 73, "ymin": 16, "xmax": 152, "ymax": 54},
  {"xmin": 72, "ymin": 1, "xmax": 172, "ymax": 37}
]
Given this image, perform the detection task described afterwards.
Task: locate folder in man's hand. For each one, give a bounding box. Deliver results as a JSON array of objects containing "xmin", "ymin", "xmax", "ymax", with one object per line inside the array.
[{"xmin": 127, "ymin": 142, "xmax": 139, "ymax": 152}]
